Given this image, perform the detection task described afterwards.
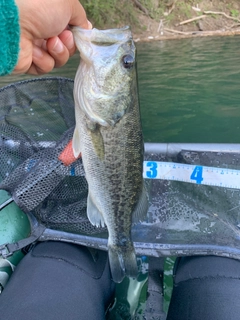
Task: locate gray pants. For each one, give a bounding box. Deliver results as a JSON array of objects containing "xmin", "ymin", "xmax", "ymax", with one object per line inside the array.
[
  {"xmin": 0, "ymin": 241, "xmax": 115, "ymax": 320},
  {"xmin": 167, "ymin": 255, "xmax": 240, "ymax": 320},
  {"xmin": 1, "ymin": 243, "xmax": 240, "ymax": 319}
]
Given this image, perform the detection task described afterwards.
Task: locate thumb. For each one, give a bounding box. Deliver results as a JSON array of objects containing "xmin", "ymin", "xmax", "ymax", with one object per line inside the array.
[{"xmin": 69, "ymin": 0, "xmax": 92, "ymax": 29}]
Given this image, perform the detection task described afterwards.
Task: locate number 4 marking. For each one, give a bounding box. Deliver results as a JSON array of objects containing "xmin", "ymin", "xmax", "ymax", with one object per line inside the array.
[{"xmin": 190, "ymin": 166, "xmax": 203, "ymax": 184}]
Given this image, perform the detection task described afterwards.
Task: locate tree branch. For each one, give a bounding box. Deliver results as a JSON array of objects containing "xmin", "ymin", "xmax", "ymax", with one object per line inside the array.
[
  {"xmin": 177, "ymin": 15, "xmax": 206, "ymax": 26},
  {"xmin": 203, "ymin": 11, "xmax": 240, "ymax": 23},
  {"xmin": 131, "ymin": 0, "xmax": 149, "ymax": 16}
]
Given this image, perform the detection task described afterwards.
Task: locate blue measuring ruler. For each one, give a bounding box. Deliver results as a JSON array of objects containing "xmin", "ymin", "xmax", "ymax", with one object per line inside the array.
[{"xmin": 143, "ymin": 161, "xmax": 240, "ymax": 190}]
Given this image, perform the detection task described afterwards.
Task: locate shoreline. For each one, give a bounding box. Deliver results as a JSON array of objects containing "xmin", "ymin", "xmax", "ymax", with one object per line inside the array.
[
  {"xmin": 133, "ymin": 28, "xmax": 240, "ymax": 42},
  {"xmin": 130, "ymin": 2, "xmax": 240, "ymax": 43}
]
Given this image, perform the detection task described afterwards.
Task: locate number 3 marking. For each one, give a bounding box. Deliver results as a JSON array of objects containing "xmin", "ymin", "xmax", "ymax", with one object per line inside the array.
[{"xmin": 146, "ymin": 161, "xmax": 158, "ymax": 178}]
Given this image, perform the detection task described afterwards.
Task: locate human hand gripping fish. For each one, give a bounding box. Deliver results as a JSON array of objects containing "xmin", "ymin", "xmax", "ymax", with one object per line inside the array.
[{"xmin": 71, "ymin": 26, "xmax": 148, "ymax": 283}]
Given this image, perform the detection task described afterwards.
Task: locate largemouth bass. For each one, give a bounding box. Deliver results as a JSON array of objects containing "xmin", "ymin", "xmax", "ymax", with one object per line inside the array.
[{"xmin": 72, "ymin": 26, "xmax": 148, "ymax": 283}]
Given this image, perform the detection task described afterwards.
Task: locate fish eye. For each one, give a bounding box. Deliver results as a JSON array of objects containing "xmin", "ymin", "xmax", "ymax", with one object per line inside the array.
[{"xmin": 122, "ymin": 55, "xmax": 134, "ymax": 69}]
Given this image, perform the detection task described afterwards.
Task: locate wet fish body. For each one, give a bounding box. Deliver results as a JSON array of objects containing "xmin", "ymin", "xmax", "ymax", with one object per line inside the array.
[{"xmin": 72, "ymin": 26, "xmax": 148, "ymax": 283}]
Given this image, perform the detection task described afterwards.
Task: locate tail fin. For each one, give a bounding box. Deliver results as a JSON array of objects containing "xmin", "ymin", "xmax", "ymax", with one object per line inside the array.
[{"xmin": 108, "ymin": 244, "xmax": 138, "ymax": 283}]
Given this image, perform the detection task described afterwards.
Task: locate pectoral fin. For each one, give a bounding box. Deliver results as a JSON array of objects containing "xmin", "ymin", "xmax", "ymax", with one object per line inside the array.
[
  {"xmin": 72, "ymin": 127, "xmax": 82, "ymax": 158},
  {"xmin": 87, "ymin": 192, "xmax": 105, "ymax": 228},
  {"xmin": 89, "ymin": 126, "xmax": 105, "ymax": 161}
]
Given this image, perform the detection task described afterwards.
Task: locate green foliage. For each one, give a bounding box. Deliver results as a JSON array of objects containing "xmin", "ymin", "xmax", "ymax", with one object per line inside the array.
[
  {"xmin": 230, "ymin": 9, "xmax": 239, "ymax": 18},
  {"xmin": 175, "ymin": 2, "xmax": 193, "ymax": 19},
  {"xmin": 80, "ymin": 0, "xmax": 170, "ymax": 28},
  {"xmin": 80, "ymin": 0, "xmax": 239, "ymax": 31},
  {"xmin": 80, "ymin": 0, "xmax": 139, "ymax": 29},
  {"xmin": 80, "ymin": 0, "xmax": 117, "ymax": 27},
  {"xmin": 140, "ymin": 0, "xmax": 165, "ymax": 19},
  {"xmin": 227, "ymin": 3, "xmax": 240, "ymax": 18}
]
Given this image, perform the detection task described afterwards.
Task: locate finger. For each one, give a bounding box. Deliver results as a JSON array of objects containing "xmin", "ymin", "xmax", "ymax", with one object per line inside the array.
[
  {"xmin": 27, "ymin": 45, "xmax": 55, "ymax": 75},
  {"xmin": 58, "ymin": 30, "xmax": 76, "ymax": 57},
  {"xmin": 13, "ymin": 37, "xmax": 33, "ymax": 74},
  {"xmin": 69, "ymin": 0, "xmax": 92, "ymax": 29},
  {"xmin": 34, "ymin": 39, "xmax": 47, "ymax": 50},
  {"xmin": 46, "ymin": 36, "xmax": 70, "ymax": 68}
]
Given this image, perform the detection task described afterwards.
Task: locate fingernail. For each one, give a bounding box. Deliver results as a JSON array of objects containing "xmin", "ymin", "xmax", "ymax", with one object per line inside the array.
[
  {"xmin": 53, "ymin": 38, "xmax": 64, "ymax": 53},
  {"xmin": 87, "ymin": 20, "xmax": 93, "ymax": 29}
]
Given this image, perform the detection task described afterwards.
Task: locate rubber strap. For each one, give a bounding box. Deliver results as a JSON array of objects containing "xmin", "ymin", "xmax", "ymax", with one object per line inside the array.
[{"xmin": 0, "ymin": 224, "xmax": 46, "ymax": 258}]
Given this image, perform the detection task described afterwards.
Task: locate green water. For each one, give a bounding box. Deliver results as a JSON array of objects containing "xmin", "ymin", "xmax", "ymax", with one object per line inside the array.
[
  {"xmin": 138, "ymin": 36, "xmax": 240, "ymax": 143},
  {"xmin": 2, "ymin": 35, "xmax": 240, "ymax": 144}
]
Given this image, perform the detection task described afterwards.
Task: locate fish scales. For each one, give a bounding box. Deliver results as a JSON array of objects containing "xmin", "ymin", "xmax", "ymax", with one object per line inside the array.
[{"xmin": 72, "ymin": 26, "xmax": 148, "ymax": 283}]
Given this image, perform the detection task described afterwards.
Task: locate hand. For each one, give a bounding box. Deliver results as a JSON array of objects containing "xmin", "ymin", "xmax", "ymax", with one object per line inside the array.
[{"xmin": 14, "ymin": 0, "xmax": 92, "ymax": 75}]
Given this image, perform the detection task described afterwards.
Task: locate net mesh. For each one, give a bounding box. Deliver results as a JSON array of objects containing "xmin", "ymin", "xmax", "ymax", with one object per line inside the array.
[
  {"xmin": 2, "ymin": 77, "xmax": 240, "ymax": 260},
  {"xmin": 0, "ymin": 77, "xmax": 106, "ymax": 235}
]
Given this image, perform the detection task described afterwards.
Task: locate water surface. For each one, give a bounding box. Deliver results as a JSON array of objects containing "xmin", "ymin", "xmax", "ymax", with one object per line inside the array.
[
  {"xmin": 1, "ymin": 36, "xmax": 240, "ymax": 144},
  {"xmin": 137, "ymin": 36, "xmax": 240, "ymax": 143}
]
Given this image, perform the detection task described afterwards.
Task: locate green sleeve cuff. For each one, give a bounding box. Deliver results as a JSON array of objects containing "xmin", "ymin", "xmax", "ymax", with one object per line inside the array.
[{"xmin": 0, "ymin": 0, "xmax": 20, "ymax": 76}]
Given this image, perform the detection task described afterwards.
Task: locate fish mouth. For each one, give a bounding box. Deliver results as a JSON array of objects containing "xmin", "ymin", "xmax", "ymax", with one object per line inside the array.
[
  {"xmin": 71, "ymin": 25, "xmax": 134, "ymax": 68},
  {"xmin": 72, "ymin": 26, "xmax": 135, "ymax": 127},
  {"xmin": 71, "ymin": 26, "xmax": 132, "ymax": 45}
]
